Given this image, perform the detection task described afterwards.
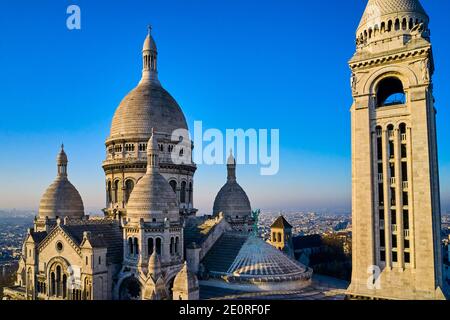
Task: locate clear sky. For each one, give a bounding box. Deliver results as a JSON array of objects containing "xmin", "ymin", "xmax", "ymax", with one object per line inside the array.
[{"xmin": 0, "ymin": 0, "xmax": 449, "ymax": 215}]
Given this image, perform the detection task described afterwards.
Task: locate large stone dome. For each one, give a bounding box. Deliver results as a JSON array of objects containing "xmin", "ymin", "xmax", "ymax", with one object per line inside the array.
[
  {"xmin": 213, "ymin": 153, "xmax": 251, "ymax": 220},
  {"xmin": 109, "ymin": 83, "xmax": 188, "ymax": 140},
  {"xmin": 109, "ymin": 33, "xmax": 188, "ymax": 140},
  {"xmin": 38, "ymin": 146, "xmax": 84, "ymax": 219},
  {"xmin": 126, "ymin": 133, "xmax": 179, "ymax": 222}
]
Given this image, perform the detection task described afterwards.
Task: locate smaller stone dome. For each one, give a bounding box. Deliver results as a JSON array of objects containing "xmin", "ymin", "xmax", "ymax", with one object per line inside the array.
[
  {"xmin": 148, "ymin": 251, "xmax": 162, "ymax": 280},
  {"xmin": 38, "ymin": 146, "xmax": 84, "ymax": 219},
  {"xmin": 126, "ymin": 132, "xmax": 179, "ymax": 222},
  {"xmin": 173, "ymin": 262, "xmax": 199, "ymax": 296},
  {"xmin": 213, "ymin": 152, "xmax": 251, "ymax": 220}
]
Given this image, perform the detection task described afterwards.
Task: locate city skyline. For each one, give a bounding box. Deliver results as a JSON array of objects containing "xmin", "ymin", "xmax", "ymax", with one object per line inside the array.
[{"xmin": 1, "ymin": 0, "xmax": 449, "ymax": 215}]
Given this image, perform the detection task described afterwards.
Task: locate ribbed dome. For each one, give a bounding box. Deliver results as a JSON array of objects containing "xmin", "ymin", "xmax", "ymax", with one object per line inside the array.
[
  {"xmin": 228, "ymin": 236, "xmax": 311, "ymax": 280},
  {"xmin": 126, "ymin": 134, "xmax": 179, "ymax": 222},
  {"xmin": 39, "ymin": 147, "xmax": 84, "ymax": 219},
  {"xmin": 213, "ymin": 152, "xmax": 251, "ymax": 220},
  {"xmin": 109, "ymin": 83, "xmax": 188, "ymax": 139},
  {"xmin": 358, "ymin": 0, "xmax": 427, "ymax": 30}
]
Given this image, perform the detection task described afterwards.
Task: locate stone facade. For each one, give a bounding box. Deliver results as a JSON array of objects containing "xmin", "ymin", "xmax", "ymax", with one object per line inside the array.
[{"xmin": 347, "ymin": 0, "xmax": 447, "ymax": 300}]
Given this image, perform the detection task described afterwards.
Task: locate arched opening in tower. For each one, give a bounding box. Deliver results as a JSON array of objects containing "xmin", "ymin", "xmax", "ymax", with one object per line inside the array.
[{"xmin": 376, "ymin": 77, "xmax": 406, "ymax": 107}]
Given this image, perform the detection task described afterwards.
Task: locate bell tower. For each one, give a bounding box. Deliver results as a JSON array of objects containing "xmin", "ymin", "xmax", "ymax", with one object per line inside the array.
[{"xmin": 347, "ymin": 0, "xmax": 447, "ymax": 299}]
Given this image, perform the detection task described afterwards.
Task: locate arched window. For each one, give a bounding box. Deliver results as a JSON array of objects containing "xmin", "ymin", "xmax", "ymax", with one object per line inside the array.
[
  {"xmin": 188, "ymin": 182, "xmax": 193, "ymax": 205},
  {"xmin": 376, "ymin": 77, "xmax": 406, "ymax": 107},
  {"xmin": 170, "ymin": 237, "xmax": 174, "ymax": 255},
  {"xmin": 56, "ymin": 266, "xmax": 61, "ymax": 297},
  {"xmin": 51, "ymin": 272, "xmax": 56, "ymax": 296},
  {"xmin": 175, "ymin": 237, "xmax": 180, "ymax": 254},
  {"xmin": 402, "ymin": 18, "xmax": 407, "ymax": 30},
  {"xmin": 277, "ymin": 233, "xmax": 282, "ymax": 242},
  {"xmin": 180, "ymin": 181, "xmax": 186, "ymax": 203},
  {"xmin": 169, "ymin": 180, "xmax": 177, "ymax": 195},
  {"xmin": 395, "ymin": 19, "xmax": 400, "ymax": 31},
  {"xmin": 128, "ymin": 238, "xmax": 134, "ymax": 255},
  {"xmin": 124, "ymin": 180, "xmax": 135, "ymax": 204},
  {"xmin": 134, "ymin": 238, "xmax": 139, "ymax": 255},
  {"xmin": 114, "ymin": 180, "xmax": 120, "ymax": 204},
  {"xmin": 62, "ymin": 274, "xmax": 67, "ymax": 299},
  {"xmin": 148, "ymin": 238, "xmax": 154, "ymax": 255},
  {"xmin": 107, "ymin": 181, "xmax": 112, "ymax": 205},
  {"xmin": 156, "ymin": 238, "xmax": 162, "ymax": 255}
]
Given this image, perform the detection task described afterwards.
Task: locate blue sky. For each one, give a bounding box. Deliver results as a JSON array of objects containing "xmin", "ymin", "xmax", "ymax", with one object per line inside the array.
[{"xmin": 0, "ymin": 0, "xmax": 449, "ymax": 214}]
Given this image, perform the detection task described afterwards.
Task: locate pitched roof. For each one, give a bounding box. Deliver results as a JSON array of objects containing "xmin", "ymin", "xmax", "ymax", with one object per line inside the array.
[
  {"xmin": 270, "ymin": 216, "xmax": 293, "ymax": 229},
  {"xmin": 60, "ymin": 222, "xmax": 123, "ymax": 264},
  {"xmin": 29, "ymin": 231, "xmax": 48, "ymax": 244},
  {"xmin": 184, "ymin": 216, "xmax": 223, "ymax": 247}
]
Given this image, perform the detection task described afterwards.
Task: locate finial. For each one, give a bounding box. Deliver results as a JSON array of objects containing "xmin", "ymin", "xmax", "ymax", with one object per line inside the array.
[
  {"xmin": 61, "ymin": 143, "xmax": 64, "ymax": 150},
  {"xmin": 148, "ymin": 24, "xmax": 152, "ymax": 36}
]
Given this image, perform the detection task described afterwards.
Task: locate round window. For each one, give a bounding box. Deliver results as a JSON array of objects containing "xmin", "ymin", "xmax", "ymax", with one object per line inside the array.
[{"xmin": 56, "ymin": 242, "xmax": 63, "ymax": 252}]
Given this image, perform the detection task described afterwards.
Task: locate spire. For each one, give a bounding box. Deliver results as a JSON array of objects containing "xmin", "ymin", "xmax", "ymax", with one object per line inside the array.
[
  {"xmin": 140, "ymin": 26, "xmax": 159, "ymax": 85},
  {"xmin": 227, "ymin": 149, "xmax": 236, "ymax": 182},
  {"xmin": 146, "ymin": 129, "xmax": 159, "ymax": 173},
  {"xmin": 56, "ymin": 144, "xmax": 68, "ymax": 178}
]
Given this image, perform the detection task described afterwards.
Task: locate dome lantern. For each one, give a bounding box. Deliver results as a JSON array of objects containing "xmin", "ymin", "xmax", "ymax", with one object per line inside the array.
[
  {"xmin": 140, "ymin": 26, "xmax": 159, "ymax": 85},
  {"xmin": 57, "ymin": 144, "xmax": 68, "ymax": 177},
  {"xmin": 227, "ymin": 150, "xmax": 236, "ymax": 182}
]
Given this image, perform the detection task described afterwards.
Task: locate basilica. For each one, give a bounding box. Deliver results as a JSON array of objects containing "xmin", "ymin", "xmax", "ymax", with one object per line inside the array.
[
  {"xmin": 4, "ymin": 0, "xmax": 448, "ymax": 301},
  {"xmin": 2, "ymin": 29, "xmax": 312, "ymax": 300}
]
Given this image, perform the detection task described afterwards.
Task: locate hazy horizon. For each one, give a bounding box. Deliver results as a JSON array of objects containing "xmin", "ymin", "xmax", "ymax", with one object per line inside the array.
[{"xmin": 0, "ymin": 0, "xmax": 449, "ymax": 214}]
